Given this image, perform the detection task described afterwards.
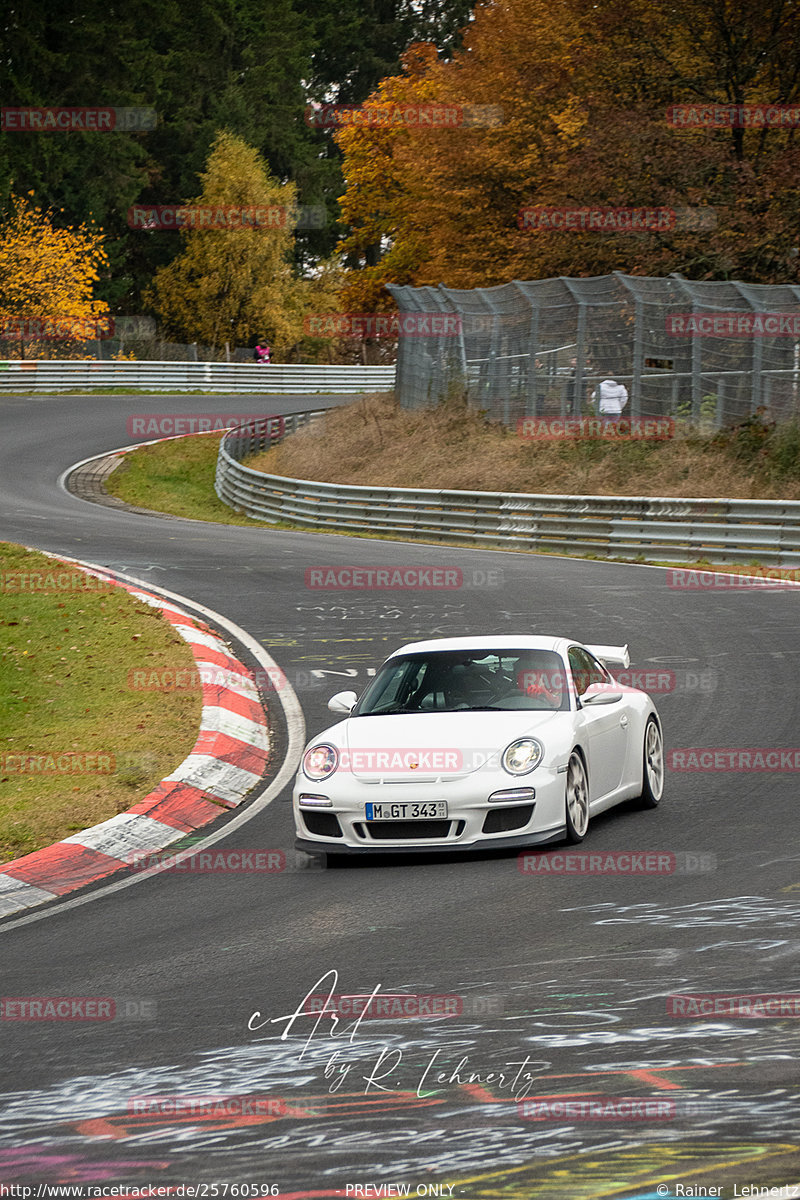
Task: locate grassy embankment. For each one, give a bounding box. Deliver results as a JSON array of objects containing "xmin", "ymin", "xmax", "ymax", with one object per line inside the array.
[
  {"xmin": 246, "ymin": 395, "xmax": 800, "ymax": 501},
  {"xmin": 107, "ymin": 394, "xmax": 800, "ymax": 533},
  {"xmin": 0, "ymin": 543, "xmax": 203, "ymax": 863},
  {"xmin": 106, "ymin": 431, "xmax": 268, "ymax": 525}
]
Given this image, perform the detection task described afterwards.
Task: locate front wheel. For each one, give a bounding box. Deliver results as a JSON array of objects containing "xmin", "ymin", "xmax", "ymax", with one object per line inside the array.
[
  {"xmin": 636, "ymin": 716, "xmax": 664, "ymax": 808},
  {"xmin": 565, "ymin": 750, "xmax": 590, "ymax": 843}
]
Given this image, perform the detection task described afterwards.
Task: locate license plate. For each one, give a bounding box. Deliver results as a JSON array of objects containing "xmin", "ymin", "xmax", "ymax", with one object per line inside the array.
[{"xmin": 365, "ymin": 802, "xmax": 448, "ymax": 821}]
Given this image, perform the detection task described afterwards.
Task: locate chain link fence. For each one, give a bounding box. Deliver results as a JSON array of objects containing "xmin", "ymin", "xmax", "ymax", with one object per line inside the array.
[
  {"xmin": 0, "ymin": 337, "xmax": 396, "ymax": 366},
  {"xmin": 0, "ymin": 316, "xmax": 395, "ymax": 365},
  {"xmin": 387, "ymin": 272, "xmax": 800, "ymax": 429}
]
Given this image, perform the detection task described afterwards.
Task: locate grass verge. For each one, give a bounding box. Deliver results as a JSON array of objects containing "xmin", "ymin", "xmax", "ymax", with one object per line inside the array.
[
  {"xmin": 105, "ymin": 432, "xmax": 271, "ymax": 524},
  {"xmin": 0, "ymin": 543, "xmax": 203, "ymax": 864}
]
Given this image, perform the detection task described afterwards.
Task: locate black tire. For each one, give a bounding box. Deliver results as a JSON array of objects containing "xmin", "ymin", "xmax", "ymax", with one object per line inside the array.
[
  {"xmin": 636, "ymin": 716, "xmax": 664, "ymax": 808},
  {"xmin": 564, "ymin": 750, "xmax": 590, "ymax": 843}
]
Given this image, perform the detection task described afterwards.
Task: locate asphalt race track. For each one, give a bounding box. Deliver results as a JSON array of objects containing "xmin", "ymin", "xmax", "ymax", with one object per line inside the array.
[{"xmin": 1, "ymin": 392, "xmax": 799, "ymax": 1198}]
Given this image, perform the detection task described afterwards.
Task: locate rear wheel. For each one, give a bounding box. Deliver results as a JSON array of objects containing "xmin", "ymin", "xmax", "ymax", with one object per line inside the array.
[
  {"xmin": 636, "ymin": 717, "xmax": 664, "ymax": 808},
  {"xmin": 565, "ymin": 750, "xmax": 589, "ymax": 843}
]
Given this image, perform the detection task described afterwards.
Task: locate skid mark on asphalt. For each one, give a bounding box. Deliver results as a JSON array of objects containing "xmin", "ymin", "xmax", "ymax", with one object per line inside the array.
[{"xmin": 563, "ymin": 896, "xmax": 800, "ymax": 928}]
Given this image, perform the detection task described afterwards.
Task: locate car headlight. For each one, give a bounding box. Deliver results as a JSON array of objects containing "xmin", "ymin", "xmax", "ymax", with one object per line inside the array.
[
  {"xmin": 502, "ymin": 738, "xmax": 544, "ymax": 775},
  {"xmin": 303, "ymin": 744, "xmax": 339, "ymax": 780}
]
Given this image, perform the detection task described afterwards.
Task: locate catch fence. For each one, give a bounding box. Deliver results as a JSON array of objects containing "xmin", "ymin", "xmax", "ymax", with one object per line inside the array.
[{"xmin": 387, "ymin": 273, "xmax": 800, "ymax": 429}]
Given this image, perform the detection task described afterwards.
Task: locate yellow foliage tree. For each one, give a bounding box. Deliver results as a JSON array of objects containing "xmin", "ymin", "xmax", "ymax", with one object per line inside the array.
[
  {"xmin": 148, "ymin": 132, "xmax": 307, "ymax": 357},
  {"xmin": 0, "ymin": 193, "xmax": 110, "ymax": 358}
]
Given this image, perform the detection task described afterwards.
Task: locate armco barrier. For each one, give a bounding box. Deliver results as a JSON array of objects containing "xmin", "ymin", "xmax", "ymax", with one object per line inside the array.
[
  {"xmin": 215, "ymin": 414, "xmax": 800, "ymax": 567},
  {"xmin": 0, "ymin": 360, "xmax": 395, "ymax": 394}
]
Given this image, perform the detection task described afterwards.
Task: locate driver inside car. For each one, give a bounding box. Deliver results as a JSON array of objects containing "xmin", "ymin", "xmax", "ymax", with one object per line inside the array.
[{"xmin": 513, "ymin": 654, "xmax": 565, "ymax": 708}]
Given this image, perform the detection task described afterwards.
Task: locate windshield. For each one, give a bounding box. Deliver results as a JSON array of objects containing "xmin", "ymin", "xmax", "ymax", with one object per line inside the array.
[{"xmin": 352, "ymin": 650, "xmax": 571, "ymax": 715}]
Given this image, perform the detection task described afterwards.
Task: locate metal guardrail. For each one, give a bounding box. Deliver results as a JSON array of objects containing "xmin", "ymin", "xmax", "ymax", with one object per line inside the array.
[
  {"xmin": 222, "ymin": 409, "xmax": 329, "ymax": 458},
  {"xmin": 0, "ymin": 359, "xmax": 396, "ymax": 394},
  {"xmin": 215, "ymin": 414, "xmax": 800, "ymax": 567}
]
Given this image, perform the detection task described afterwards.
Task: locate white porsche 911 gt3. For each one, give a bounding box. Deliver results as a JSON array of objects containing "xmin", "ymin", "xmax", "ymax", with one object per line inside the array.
[{"xmin": 293, "ymin": 635, "xmax": 664, "ymax": 856}]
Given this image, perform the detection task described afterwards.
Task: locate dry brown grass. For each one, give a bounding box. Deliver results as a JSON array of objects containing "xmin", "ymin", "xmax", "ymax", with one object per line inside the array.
[{"xmin": 247, "ymin": 394, "xmax": 800, "ymax": 500}]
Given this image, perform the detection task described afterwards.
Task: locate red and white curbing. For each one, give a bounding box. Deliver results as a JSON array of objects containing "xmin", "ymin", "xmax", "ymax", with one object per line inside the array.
[{"xmin": 0, "ymin": 561, "xmax": 271, "ymax": 918}]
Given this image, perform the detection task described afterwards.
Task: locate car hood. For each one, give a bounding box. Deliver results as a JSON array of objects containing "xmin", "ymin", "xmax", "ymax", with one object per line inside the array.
[{"xmin": 335, "ymin": 709, "xmax": 563, "ymax": 780}]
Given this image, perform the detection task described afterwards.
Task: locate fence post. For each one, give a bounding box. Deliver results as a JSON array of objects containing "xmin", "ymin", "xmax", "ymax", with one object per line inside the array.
[{"xmin": 631, "ymin": 294, "xmax": 644, "ymax": 419}]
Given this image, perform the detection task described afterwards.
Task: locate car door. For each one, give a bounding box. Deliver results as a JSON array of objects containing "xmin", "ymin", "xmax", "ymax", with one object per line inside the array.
[{"xmin": 568, "ymin": 646, "xmax": 629, "ymax": 798}]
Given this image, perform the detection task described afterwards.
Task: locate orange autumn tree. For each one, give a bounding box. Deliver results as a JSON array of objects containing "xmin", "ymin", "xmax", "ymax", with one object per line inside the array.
[
  {"xmin": 336, "ymin": 0, "xmax": 800, "ymax": 291},
  {"xmin": 335, "ymin": 43, "xmax": 452, "ymax": 313},
  {"xmin": 520, "ymin": 0, "xmax": 800, "ymax": 281},
  {"xmin": 335, "ymin": 3, "xmax": 589, "ymax": 298},
  {"xmin": 0, "ymin": 193, "xmax": 110, "ymax": 357}
]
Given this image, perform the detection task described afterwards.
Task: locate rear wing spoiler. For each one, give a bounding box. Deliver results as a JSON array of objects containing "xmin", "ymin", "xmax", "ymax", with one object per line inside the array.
[{"xmin": 586, "ymin": 643, "xmax": 630, "ymax": 670}]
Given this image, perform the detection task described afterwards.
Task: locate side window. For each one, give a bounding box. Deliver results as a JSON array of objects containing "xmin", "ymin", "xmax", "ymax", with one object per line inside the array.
[
  {"xmin": 584, "ymin": 650, "xmax": 612, "ymax": 687},
  {"xmin": 568, "ymin": 647, "xmax": 590, "ymax": 696},
  {"xmin": 568, "ymin": 647, "xmax": 609, "ymax": 696}
]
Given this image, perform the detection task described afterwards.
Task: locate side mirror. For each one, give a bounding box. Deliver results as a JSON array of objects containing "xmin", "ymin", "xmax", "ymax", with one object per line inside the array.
[
  {"xmin": 581, "ymin": 683, "xmax": 623, "ymax": 706},
  {"xmin": 328, "ymin": 690, "xmax": 358, "ymax": 715}
]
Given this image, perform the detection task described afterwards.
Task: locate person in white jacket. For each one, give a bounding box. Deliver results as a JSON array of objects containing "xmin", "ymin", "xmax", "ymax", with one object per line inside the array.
[{"xmin": 593, "ymin": 377, "xmax": 628, "ymax": 422}]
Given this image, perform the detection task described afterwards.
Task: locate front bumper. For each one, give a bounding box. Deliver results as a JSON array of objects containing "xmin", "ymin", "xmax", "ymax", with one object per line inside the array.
[
  {"xmin": 296, "ymin": 826, "xmax": 566, "ymax": 856},
  {"xmin": 292, "ymin": 766, "xmax": 566, "ymax": 854}
]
